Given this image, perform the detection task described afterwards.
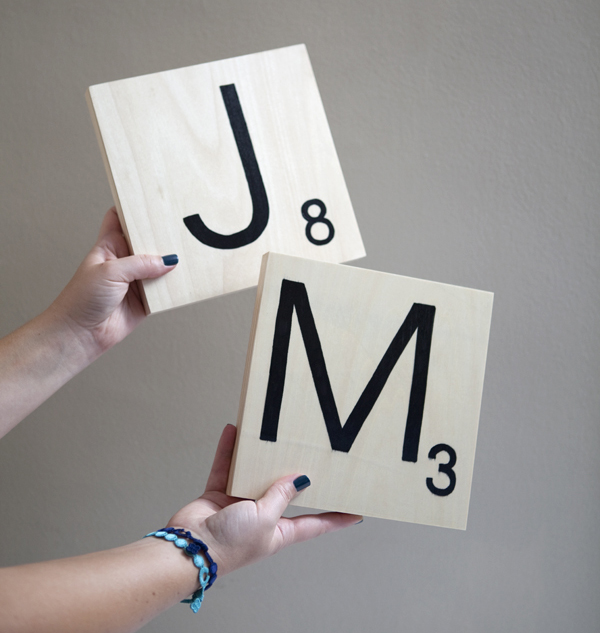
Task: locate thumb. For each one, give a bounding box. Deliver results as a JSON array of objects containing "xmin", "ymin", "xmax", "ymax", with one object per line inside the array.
[
  {"xmin": 257, "ymin": 475, "xmax": 311, "ymax": 523},
  {"xmin": 106, "ymin": 253, "xmax": 178, "ymax": 284}
]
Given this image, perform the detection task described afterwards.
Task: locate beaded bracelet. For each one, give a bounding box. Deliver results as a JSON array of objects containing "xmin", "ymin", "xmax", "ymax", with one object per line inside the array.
[{"xmin": 145, "ymin": 527, "xmax": 217, "ymax": 613}]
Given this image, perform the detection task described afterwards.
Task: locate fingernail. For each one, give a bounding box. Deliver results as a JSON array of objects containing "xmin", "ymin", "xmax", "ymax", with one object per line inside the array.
[
  {"xmin": 162, "ymin": 254, "xmax": 179, "ymax": 266},
  {"xmin": 355, "ymin": 519, "xmax": 364, "ymax": 525},
  {"xmin": 293, "ymin": 475, "xmax": 311, "ymax": 492}
]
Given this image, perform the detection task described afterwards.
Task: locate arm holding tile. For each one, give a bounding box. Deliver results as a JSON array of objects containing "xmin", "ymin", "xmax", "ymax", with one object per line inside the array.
[
  {"xmin": 0, "ymin": 208, "xmax": 177, "ymax": 438},
  {"xmin": 0, "ymin": 424, "xmax": 360, "ymax": 633}
]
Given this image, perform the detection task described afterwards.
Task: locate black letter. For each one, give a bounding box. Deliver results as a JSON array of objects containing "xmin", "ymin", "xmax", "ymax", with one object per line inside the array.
[
  {"xmin": 183, "ymin": 84, "xmax": 269, "ymax": 249},
  {"xmin": 260, "ymin": 279, "xmax": 435, "ymax": 461}
]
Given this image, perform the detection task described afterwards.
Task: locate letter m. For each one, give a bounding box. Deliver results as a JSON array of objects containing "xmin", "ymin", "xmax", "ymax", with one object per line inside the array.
[{"xmin": 260, "ymin": 279, "xmax": 436, "ymax": 462}]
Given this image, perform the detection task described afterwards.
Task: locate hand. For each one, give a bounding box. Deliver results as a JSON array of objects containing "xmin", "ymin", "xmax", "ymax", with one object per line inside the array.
[
  {"xmin": 50, "ymin": 207, "xmax": 177, "ymax": 357},
  {"xmin": 168, "ymin": 425, "xmax": 362, "ymax": 576},
  {"xmin": 0, "ymin": 208, "xmax": 179, "ymax": 437}
]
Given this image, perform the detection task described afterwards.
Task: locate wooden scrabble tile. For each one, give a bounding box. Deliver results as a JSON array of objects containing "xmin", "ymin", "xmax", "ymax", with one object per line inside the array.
[
  {"xmin": 227, "ymin": 253, "xmax": 494, "ymax": 529},
  {"xmin": 86, "ymin": 44, "xmax": 365, "ymax": 313}
]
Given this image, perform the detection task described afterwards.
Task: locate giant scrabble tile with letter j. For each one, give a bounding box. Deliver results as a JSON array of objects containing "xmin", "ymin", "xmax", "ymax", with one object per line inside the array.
[
  {"xmin": 227, "ymin": 253, "xmax": 494, "ymax": 529},
  {"xmin": 87, "ymin": 45, "xmax": 364, "ymax": 313}
]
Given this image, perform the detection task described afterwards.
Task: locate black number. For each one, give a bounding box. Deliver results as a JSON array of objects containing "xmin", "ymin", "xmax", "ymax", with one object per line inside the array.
[
  {"xmin": 426, "ymin": 444, "xmax": 456, "ymax": 496},
  {"xmin": 301, "ymin": 199, "xmax": 335, "ymax": 245},
  {"xmin": 184, "ymin": 84, "xmax": 269, "ymax": 249}
]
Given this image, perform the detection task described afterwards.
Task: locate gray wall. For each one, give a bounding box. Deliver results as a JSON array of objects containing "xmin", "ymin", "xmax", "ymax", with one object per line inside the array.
[{"xmin": 1, "ymin": 1, "xmax": 598, "ymax": 631}]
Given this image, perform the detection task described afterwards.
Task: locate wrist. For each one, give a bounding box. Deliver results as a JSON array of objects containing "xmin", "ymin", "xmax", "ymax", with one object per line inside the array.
[
  {"xmin": 145, "ymin": 527, "xmax": 218, "ymax": 612},
  {"xmin": 165, "ymin": 518, "xmax": 231, "ymax": 577},
  {"xmin": 136, "ymin": 537, "xmax": 201, "ymax": 599},
  {"xmin": 0, "ymin": 307, "xmax": 101, "ymax": 437},
  {"xmin": 40, "ymin": 304, "xmax": 104, "ymax": 374}
]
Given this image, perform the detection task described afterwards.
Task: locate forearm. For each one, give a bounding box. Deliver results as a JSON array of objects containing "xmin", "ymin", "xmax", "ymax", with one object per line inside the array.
[
  {"xmin": 0, "ymin": 538, "xmax": 200, "ymax": 633},
  {"xmin": 0, "ymin": 305, "xmax": 98, "ymax": 438},
  {"xmin": 0, "ymin": 207, "xmax": 177, "ymax": 438}
]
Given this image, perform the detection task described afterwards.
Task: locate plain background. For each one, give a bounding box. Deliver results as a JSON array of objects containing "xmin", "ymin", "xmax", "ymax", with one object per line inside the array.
[{"xmin": 0, "ymin": 1, "xmax": 598, "ymax": 631}]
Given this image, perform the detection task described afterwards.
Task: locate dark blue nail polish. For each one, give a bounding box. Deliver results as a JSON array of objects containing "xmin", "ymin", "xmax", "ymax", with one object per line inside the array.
[
  {"xmin": 162, "ymin": 254, "xmax": 179, "ymax": 266},
  {"xmin": 293, "ymin": 475, "xmax": 311, "ymax": 492}
]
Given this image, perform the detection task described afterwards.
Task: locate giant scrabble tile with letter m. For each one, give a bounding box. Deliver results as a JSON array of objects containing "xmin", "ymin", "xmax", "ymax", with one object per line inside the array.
[
  {"xmin": 227, "ymin": 253, "xmax": 493, "ymax": 529},
  {"xmin": 87, "ymin": 45, "xmax": 364, "ymax": 313}
]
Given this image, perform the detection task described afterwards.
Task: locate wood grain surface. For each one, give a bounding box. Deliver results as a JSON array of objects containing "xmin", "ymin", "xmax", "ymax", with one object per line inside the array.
[
  {"xmin": 228, "ymin": 253, "xmax": 493, "ymax": 528},
  {"xmin": 87, "ymin": 45, "xmax": 365, "ymax": 313}
]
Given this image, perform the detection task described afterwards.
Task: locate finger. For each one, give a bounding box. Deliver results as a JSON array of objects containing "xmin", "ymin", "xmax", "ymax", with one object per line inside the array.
[
  {"xmin": 96, "ymin": 207, "xmax": 123, "ymax": 241},
  {"xmin": 204, "ymin": 424, "xmax": 237, "ymax": 494},
  {"xmin": 100, "ymin": 226, "xmax": 131, "ymax": 260},
  {"xmin": 277, "ymin": 512, "xmax": 363, "ymax": 548},
  {"xmin": 103, "ymin": 252, "xmax": 178, "ymax": 283},
  {"xmin": 256, "ymin": 474, "xmax": 311, "ymax": 524},
  {"xmin": 92, "ymin": 208, "xmax": 131, "ymax": 259}
]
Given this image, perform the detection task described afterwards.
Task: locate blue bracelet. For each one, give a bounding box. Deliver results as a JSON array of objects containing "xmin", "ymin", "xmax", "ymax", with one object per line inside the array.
[{"xmin": 145, "ymin": 528, "xmax": 217, "ymax": 613}]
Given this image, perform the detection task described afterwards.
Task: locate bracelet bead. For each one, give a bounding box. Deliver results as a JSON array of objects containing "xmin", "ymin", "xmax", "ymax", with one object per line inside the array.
[{"xmin": 144, "ymin": 527, "xmax": 217, "ymax": 613}]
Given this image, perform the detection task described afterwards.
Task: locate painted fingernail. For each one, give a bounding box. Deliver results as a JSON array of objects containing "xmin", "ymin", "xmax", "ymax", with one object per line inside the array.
[
  {"xmin": 355, "ymin": 519, "xmax": 364, "ymax": 525},
  {"xmin": 162, "ymin": 254, "xmax": 179, "ymax": 266},
  {"xmin": 293, "ymin": 475, "xmax": 311, "ymax": 492}
]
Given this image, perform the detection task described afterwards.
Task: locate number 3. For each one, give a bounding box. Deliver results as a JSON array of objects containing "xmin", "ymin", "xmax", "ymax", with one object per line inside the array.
[{"xmin": 426, "ymin": 444, "xmax": 457, "ymax": 496}]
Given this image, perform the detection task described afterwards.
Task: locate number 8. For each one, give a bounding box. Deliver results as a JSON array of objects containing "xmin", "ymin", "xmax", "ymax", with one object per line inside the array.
[{"xmin": 301, "ymin": 199, "xmax": 335, "ymax": 246}]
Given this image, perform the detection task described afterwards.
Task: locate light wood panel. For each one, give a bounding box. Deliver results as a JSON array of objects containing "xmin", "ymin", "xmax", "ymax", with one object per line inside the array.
[
  {"xmin": 86, "ymin": 44, "xmax": 365, "ymax": 313},
  {"xmin": 228, "ymin": 253, "xmax": 493, "ymax": 528}
]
